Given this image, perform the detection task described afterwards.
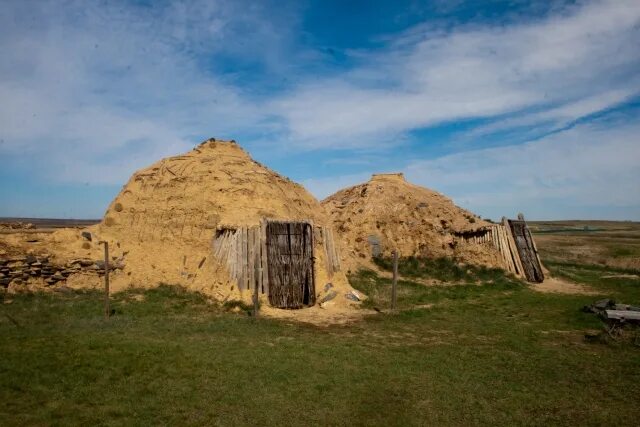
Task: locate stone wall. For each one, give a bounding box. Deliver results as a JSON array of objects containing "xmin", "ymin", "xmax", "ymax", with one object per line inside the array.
[{"xmin": 0, "ymin": 254, "xmax": 123, "ymax": 288}]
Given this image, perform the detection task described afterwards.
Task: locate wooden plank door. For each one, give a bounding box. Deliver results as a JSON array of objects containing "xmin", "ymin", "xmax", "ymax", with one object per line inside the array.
[
  {"xmin": 266, "ymin": 222, "xmax": 315, "ymax": 308},
  {"xmin": 509, "ymin": 220, "xmax": 544, "ymax": 282}
]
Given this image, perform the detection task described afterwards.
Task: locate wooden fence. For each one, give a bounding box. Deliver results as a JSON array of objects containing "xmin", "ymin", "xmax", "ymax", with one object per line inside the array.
[
  {"xmin": 455, "ymin": 217, "xmax": 542, "ymax": 281},
  {"xmin": 212, "ymin": 221, "xmax": 341, "ymax": 296}
]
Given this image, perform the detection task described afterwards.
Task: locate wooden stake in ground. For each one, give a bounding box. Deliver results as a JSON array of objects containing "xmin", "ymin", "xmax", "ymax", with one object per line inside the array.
[
  {"xmin": 100, "ymin": 241, "xmax": 110, "ymax": 319},
  {"xmin": 253, "ymin": 278, "xmax": 259, "ymax": 318},
  {"xmin": 391, "ymin": 250, "xmax": 398, "ymax": 311}
]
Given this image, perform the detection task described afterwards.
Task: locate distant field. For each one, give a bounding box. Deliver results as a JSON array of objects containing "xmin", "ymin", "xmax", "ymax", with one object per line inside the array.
[
  {"xmin": 530, "ymin": 220, "xmax": 640, "ymax": 271},
  {"xmin": 0, "ymin": 218, "xmax": 101, "ymax": 228},
  {"xmin": 0, "ymin": 218, "xmax": 100, "ymax": 233}
]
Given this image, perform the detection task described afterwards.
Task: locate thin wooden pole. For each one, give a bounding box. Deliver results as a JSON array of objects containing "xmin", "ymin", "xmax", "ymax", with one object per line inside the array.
[
  {"xmin": 391, "ymin": 250, "xmax": 398, "ymax": 312},
  {"xmin": 253, "ymin": 276, "xmax": 259, "ymax": 318},
  {"xmin": 100, "ymin": 241, "xmax": 110, "ymax": 319}
]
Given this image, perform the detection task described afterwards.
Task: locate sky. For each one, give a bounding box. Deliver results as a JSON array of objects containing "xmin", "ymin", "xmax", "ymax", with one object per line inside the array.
[{"xmin": 0, "ymin": 0, "xmax": 639, "ymax": 220}]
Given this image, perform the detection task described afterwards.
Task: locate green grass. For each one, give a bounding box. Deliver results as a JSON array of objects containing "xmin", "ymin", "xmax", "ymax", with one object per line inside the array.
[
  {"xmin": 1, "ymin": 261, "xmax": 640, "ymax": 426},
  {"xmin": 372, "ymin": 255, "xmax": 510, "ymax": 283}
]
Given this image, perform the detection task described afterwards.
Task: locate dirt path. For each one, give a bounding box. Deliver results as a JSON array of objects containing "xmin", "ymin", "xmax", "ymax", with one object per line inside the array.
[{"xmin": 531, "ymin": 276, "xmax": 600, "ymax": 295}]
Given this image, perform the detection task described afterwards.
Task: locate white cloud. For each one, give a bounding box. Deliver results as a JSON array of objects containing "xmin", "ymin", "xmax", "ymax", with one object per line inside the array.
[
  {"xmin": 404, "ymin": 118, "xmax": 640, "ymax": 220},
  {"xmin": 301, "ymin": 116, "xmax": 640, "ymax": 220},
  {"xmin": 0, "ymin": 0, "xmax": 289, "ymax": 184},
  {"xmin": 274, "ymin": 0, "xmax": 640, "ymax": 148},
  {"xmin": 463, "ymin": 88, "xmax": 638, "ymax": 139}
]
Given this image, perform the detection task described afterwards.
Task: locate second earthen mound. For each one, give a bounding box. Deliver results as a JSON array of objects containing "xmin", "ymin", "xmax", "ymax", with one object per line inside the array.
[{"xmin": 322, "ymin": 173, "xmax": 505, "ymax": 270}]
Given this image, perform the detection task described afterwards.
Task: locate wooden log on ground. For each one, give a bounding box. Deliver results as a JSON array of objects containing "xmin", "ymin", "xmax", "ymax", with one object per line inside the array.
[{"xmin": 605, "ymin": 310, "xmax": 640, "ymax": 321}]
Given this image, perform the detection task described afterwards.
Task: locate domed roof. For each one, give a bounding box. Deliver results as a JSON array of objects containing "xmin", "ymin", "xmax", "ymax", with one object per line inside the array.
[
  {"xmin": 101, "ymin": 138, "xmax": 329, "ymax": 239},
  {"xmin": 322, "ymin": 173, "xmax": 502, "ymax": 267}
]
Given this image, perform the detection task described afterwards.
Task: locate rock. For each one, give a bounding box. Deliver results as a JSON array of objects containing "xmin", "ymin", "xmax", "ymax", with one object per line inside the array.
[
  {"xmin": 593, "ymin": 299, "xmax": 614, "ymax": 310},
  {"xmin": 319, "ymin": 290, "xmax": 338, "ymax": 304},
  {"xmin": 25, "ymin": 255, "xmax": 37, "ymax": 264},
  {"xmin": 345, "ymin": 291, "xmax": 362, "ymax": 302},
  {"xmin": 0, "ymin": 278, "xmax": 11, "ymax": 287},
  {"xmin": 95, "ymin": 260, "xmax": 105, "ymax": 269},
  {"xmin": 52, "ymin": 272, "xmax": 65, "ymax": 280},
  {"xmin": 81, "ymin": 231, "xmax": 92, "ymax": 241},
  {"xmin": 13, "ymin": 278, "xmax": 23, "ymax": 285},
  {"xmin": 79, "ymin": 259, "xmax": 94, "ymax": 267},
  {"xmin": 324, "ymin": 282, "xmax": 334, "ymax": 292}
]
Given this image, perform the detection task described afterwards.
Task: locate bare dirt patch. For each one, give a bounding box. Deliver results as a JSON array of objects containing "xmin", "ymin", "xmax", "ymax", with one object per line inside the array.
[{"xmin": 531, "ymin": 276, "xmax": 600, "ymax": 295}]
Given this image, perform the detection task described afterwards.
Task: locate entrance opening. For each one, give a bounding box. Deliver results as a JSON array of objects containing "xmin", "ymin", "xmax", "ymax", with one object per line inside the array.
[{"xmin": 266, "ymin": 221, "xmax": 315, "ymax": 309}]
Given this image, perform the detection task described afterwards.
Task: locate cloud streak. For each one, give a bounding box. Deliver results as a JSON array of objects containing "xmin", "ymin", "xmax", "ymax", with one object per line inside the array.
[
  {"xmin": 274, "ymin": 0, "xmax": 640, "ymax": 148},
  {"xmin": 1, "ymin": 0, "xmax": 639, "ymax": 220}
]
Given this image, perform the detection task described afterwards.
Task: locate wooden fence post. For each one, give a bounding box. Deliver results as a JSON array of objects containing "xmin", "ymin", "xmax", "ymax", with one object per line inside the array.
[
  {"xmin": 100, "ymin": 241, "xmax": 110, "ymax": 319},
  {"xmin": 391, "ymin": 250, "xmax": 398, "ymax": 312},
  {"xmin": 253, "ymin": 273, "xmax": 259, "ymax": 318}
]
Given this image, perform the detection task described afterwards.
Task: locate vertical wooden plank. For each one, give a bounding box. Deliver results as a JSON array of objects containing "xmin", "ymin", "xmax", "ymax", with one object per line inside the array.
[
  {"xmin": 391, "ymin": 249, "xmax": 398, "ymax": 311},
  {"xmin": 503, "ymin": 218, "xmax": 524, "ymax": 277},
  {"xmin": 242, "ymin": 227, "xmax": 249, "ymax": 291},
  {"xmin": 497, "ymin": 225, "xmax": 514, "ymax": 274},
  {"xmin": 321, "ymin": 227, "xmax": 330, "ymax": 273},
  {"xmin": 236, "ymin": 228, "xmax": 244, "ymax": 291},
  {"xmin": 248, "ymin": 227, "xmax": 255, "ymax": 295},
  {"xmin": 253, "ymin": 227, "xmax": 258, "ymax": 291},
  {"xmin": 525, "ymin": 223, "xmax": 544, "ymax": 279},
  {"xmin": 501, "ymin": 225, "xmax": 516, "ymax": 274},
  {"xmin": 257, "ymin": 226, "xmax": 263, "ymax": 295},
  {"xmin": 329, "ymin": 228, "xmax": 340, "ymax": 272},
  {"xmin": 228, "ymin": 231, "xmax": 237, "ymax": 282},
  {"xmin": 307, "ymin": 222, "xmax": 316, "ymax": 305},
  {"xmin": 261, "ymin": 219, "xmax": 269, "ymax": 296}
]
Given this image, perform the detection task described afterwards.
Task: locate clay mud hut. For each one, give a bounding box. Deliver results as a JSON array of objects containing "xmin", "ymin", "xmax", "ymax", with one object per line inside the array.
[
  {"xmin": 6, "ymin": 139, "xmax": 354, "ymax": 310},
  {"xmin": 322, "ymin": 173, "xmax": 544, "ymax": 282},
  {"xmin": 94, "ymin": 138, "xmax": 353, "ymax": 308}
]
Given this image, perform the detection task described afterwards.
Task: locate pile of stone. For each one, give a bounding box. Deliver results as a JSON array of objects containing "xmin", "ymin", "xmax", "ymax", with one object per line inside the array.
[
  {"xmin": 0, "ymin": 222, "xmax": 36, "ymax": 230},
  {"xmin": 0, "ymin": 254, "xmax": 124, "ymax": 288}
]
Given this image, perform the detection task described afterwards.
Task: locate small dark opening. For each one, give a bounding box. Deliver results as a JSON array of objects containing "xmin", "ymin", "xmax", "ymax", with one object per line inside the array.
[{"xmin": 303, "ymin": 272, "xmax": 310, "ymax": 305}]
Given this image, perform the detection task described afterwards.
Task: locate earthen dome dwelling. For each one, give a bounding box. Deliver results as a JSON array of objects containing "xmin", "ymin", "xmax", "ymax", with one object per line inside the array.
[
  {"xmin": 322, "ymin": 173, "xmax": 544, "ymax": 283},
  {"xmin": 13, "ymin": 139, "xmax": 356, "ymax": 313}
]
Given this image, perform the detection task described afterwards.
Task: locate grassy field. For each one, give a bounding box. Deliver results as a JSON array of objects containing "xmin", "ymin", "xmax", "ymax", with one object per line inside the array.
[
  {"xmin": 1, "ymin": 228, "xmax": 640, "ymax": 425},
  {"xmin": 530, "ymin": 220, "xmax": 640, "ymax": 270}
]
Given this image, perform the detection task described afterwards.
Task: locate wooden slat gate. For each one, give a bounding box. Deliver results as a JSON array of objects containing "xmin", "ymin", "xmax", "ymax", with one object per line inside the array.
[
  {"xmin": 266, "ymin": 221, "xmax": 315, "ymax": 309},
  {"xmin": 508, "ymin": 220, "xmax": 544, "ymax": 283}
]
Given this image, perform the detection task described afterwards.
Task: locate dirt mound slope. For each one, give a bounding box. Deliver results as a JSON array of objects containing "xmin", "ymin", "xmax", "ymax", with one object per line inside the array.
[{"xmin": 322, "ymin": 173, "xmax": 504, "ymax": 270}]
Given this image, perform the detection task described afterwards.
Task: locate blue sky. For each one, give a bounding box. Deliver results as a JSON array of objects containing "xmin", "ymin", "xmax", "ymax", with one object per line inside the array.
[{"xmin": 1, "ymin": 0, "xmax": 639, "ymax": 220}]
